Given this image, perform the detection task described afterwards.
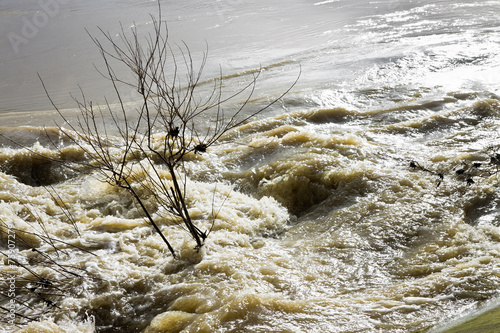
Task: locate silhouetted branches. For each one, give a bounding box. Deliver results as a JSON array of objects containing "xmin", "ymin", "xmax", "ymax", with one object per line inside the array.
[
  {"xmin": 38, "ymin": 1, "xmax": 299, "ymax": 257},
  {"xmin": 0, "ymin": 212, "xmax": 92, "ymax": 327},
  {"xmin": 409, "ymin": 146, "xmax": 500, "ymax": 187}
]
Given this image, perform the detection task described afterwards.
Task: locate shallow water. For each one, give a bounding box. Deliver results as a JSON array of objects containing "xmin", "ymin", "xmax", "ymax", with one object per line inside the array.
[{"xmin": 2, "ymin": 1, "xmax": 500, "ymax": 332}]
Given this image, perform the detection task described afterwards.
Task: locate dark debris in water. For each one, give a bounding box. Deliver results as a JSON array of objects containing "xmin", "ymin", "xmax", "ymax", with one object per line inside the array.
[
  {"xmin": 409, "ymin": 146, "xmax": 500, "ymax": 188},
  {"xmin": 409, "ymin": 160, "xmax": 445, "ymax": 187}
]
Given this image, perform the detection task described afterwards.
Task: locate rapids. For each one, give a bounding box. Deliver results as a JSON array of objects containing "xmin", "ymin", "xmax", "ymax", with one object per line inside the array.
[{"xmin": 2, "ymin": 1, "xmax": 500, "ymax": 332}]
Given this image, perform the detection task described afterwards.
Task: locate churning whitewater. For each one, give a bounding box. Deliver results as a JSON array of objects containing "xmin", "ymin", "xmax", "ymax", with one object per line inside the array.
[{"xmin": 2, "ymin": 1, "xmax": 500, "ymax": 332}]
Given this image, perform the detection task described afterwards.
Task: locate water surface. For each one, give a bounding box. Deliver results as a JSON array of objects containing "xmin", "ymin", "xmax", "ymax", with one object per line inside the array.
[{"xmin": 1, "ymin": 1, "xmax": 500, "ymax": 332}]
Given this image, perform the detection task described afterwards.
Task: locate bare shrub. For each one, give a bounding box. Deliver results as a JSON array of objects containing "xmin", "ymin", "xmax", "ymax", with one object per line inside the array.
[{"xmin": 39, "ymin": 2, "xmax": 299, "ymax": 257}]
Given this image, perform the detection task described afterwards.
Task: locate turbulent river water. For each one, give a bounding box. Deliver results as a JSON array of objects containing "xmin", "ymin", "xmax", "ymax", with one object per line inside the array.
[{"xmin": 2, "ymin": 1, "xmax": 500, "ymax": 332}]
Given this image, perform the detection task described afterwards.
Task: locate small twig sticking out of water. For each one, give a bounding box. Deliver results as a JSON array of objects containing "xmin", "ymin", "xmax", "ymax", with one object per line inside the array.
[
  {"xmin": 409, "ymin": 146, "xmax": 500, "ymax": 187},
  {"xmin": 454, "ymin": 162, "xmax": 478, "ymax": 186},
  {"xmin": 44, "ymin": 185, "xmax": 81, "ymax": 237},
  {"xmin": 409, "ymin": 160, "xmax": 444, "ymax": 187}
]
